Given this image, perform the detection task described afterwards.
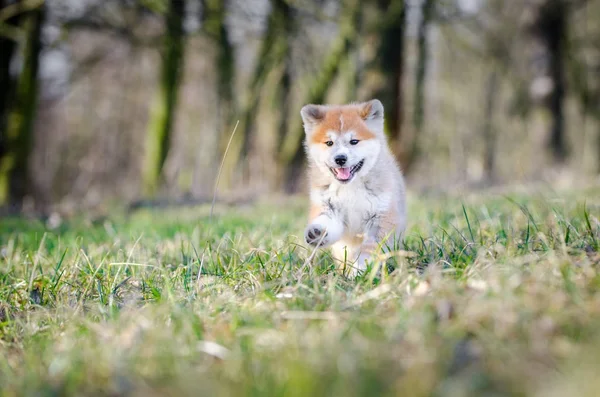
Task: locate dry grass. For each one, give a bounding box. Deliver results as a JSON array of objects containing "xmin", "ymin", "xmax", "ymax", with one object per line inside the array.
[{"xmin": 1, "ymin": 187, "xmax": 600, "ymax": 396}]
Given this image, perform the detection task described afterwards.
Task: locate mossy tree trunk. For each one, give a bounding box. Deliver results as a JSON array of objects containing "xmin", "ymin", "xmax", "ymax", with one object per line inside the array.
[
  {"xmin": 143, "ymin": 0, "xmax": 186, "ymax": 195},
  {"xmin": 3, "ymin": 2, "xmax": 44, "ymax": 209},
  {"xmin": 281, "ymin": 0, "xmax": 361, "ymax": 193},
  {"xmin": 0, "ymin": 0, "xmax": 20, "ymax": 169},
  {"xmin": 239, "ymin": 0, "xmax": 294, "ymax": 167},
  {"xmin": 202, "ymin": 0, "xmax": 235, "ymax": 118}
]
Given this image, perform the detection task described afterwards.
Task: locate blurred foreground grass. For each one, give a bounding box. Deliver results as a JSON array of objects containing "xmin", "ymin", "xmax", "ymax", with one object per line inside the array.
[{"xmin": 1, "ymin": 188, "xmax": 600, "ymax": 396}]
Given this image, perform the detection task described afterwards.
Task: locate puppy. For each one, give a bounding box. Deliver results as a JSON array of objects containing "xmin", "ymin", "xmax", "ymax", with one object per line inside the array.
[{"xmin": 301, "ymin": 99, "xmax": 407, "ymax": 276}]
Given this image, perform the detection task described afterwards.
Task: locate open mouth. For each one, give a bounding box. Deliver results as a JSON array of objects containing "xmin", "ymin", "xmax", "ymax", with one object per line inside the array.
[{"xmin": 330, "ymin": 160, "xmax": 365, "ymax": 183}]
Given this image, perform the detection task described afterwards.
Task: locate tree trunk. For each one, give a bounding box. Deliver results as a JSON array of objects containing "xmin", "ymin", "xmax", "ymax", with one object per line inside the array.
[
  {"xmin": 546, "ymin": 2, "xmax": 567, "ymax": 163},
  {"xmin": 143, "ymin": 0, "xmax": 186, "ymax": 195},
  {"xmin": 372, "ymin": 0, "xmax": 406, "ymax": 150},
  {"xmin": 199, "ymin": 0, "xmax": 236, "ymax": 190},
  {"xmin": 5, "ymin": 3, "xmax": 44, "ymax": 209},
  {"xmin": 562, "ymin": 2, "xmax": 598, "ymax": 172},
  {"xmin": 0, "ymin": 0, "xmax": 20, "ymax": 166},
  {"xmin": 482, "ymin": 68, "xmax": 499, "ymax": 182},
  {"xmin": 282, "ymin": 0, "xmax": 361, "ymax": 193},
  {"xmin": 202, "ymin": 0, "xmax": 235, "ymax": 119},
  {"xmin": 530, "ymin": 0, "xmax": 568, "ymax": 163},
  {"xmin": 239, "ymin": 0, "xmax": 294, "ymax": 168},
  {"xmin": 404, "ymin": 0, "xmax": 434, "ymax": 173},
  {"xmin": 275, "ymin": 60, "xmax": 292, "ymax": 153}
]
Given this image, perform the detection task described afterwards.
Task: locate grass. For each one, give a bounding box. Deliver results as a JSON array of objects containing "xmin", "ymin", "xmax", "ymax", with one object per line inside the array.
[{"xmin": 1, "ymin": 187, "xmax": 600, "ymax": 396}]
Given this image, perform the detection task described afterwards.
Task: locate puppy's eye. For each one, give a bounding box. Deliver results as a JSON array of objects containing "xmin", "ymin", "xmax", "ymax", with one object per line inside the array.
[
  {"xmin": 350, "ymin": 139, "xmax": 359, "ymax": 145},
  {"xmin": 325, "ymin": 141, "xmax": 334, "ymax": 147}
]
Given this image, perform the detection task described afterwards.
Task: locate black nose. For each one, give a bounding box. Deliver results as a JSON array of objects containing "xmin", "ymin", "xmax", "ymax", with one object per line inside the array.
[{"xmin": 334, "ymin": 155, "xmax": 347, "ymax": 166}]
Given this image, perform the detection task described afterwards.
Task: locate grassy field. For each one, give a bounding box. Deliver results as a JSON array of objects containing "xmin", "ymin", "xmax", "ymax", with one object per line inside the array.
[{"xmin": 1, "ymin": 187, "xmax": 600, "ymax": 396}]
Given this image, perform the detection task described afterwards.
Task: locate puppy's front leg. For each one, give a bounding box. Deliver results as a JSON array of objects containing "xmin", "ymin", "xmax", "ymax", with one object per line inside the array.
[
  {"xmin": 354, "ymin": 208, "xmax": 402, "ymax": 274},
  {"xmin": 305, "ymin": 204, "xmax": 344, "ymax": 248},
  {"xmin": 353, "ymin": 238, "xmax": 379, "ymax": 274}
]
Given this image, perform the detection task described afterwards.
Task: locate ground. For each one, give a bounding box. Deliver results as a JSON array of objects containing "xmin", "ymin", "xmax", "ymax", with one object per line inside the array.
[{"xmin": 1, "ymin": 187, "xmax": 600, "ymax": 396}]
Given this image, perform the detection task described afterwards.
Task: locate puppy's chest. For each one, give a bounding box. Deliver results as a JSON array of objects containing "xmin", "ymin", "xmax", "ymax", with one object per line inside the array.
[{"xmin": 321, "ymin": 184, "xmax": 391, "ymax": 232}]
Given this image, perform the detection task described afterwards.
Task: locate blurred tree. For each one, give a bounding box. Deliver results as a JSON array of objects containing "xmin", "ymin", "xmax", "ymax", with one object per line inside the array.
[
  {"xmin": 567, "ymin": 0, "xmax": 600, "ymax": 171},
  {"xmin": 282, "ymin": 0, "xmax": 361, "ymax": 192},
  {"xmin": 471, "ymin": 1, "xmax": 521, "ymax": 182},
  {"xmin": 482, "ymin": 68, "xmax": 499, "ymax": 181},
  {"xmin": 406, "ymin": 0, "xmax": 435, "ymax": 173},
  {"xmin": 380, "ymin": 2, "xmax": 407, "ymax": 127},
  {"xmin": 197, "ymin": 0, "xmax": 237, "ymax": 192},
  {"xmin": 449, "ymin": 0, "xmax": 530, "ymax": 181},
  {"xmin": 238, "ymin": 0, "xmax": 295, "ymax": 174},
  {"xmin": 476, "ymin": 2, "xmax": 516, "ymax": 182},
  {"xmin": 143, "ymin": 0, "xmax": 186, "ymax": 195},
  {"xmin": 367, "ymin": 0, "xmax": 407, "ymax": 167},
  {"xmin": 0, "ymin": 0, "xmax": 20, "ymax": 167},
  {"xmin": 202, "ymin": 0, "xmax": 235, "ymax": 119},
  {"xmin": 339, "ymin": 4, "xmax": 363, "ymax": 105},
  {"xmin": 2, "ymin": 1, "xmax": 44, "ymax": 209},
  {"xmin": 527, "ymin": 0, "xmax": 569, "ymax": 163}
]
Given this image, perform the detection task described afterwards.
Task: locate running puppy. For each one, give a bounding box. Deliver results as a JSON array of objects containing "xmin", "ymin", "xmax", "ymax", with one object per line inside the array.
[{"xmin": 301, "ymin": 99, "xmax": 407, "ymax": 276}]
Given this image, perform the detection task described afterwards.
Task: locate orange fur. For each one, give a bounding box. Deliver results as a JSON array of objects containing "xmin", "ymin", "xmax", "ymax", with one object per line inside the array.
[
  {"xmin": 309, "ymin": 106, "xmax": 377, "ymax": 145},
  {"xmin": 309, "ymin": 203, "xmax": 322, "ymax": 222}
]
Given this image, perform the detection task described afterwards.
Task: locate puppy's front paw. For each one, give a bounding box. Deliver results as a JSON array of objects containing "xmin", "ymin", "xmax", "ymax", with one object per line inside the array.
[{"xmin": 305, "ymin": 224, "xmax": 328, "ymax": 247}]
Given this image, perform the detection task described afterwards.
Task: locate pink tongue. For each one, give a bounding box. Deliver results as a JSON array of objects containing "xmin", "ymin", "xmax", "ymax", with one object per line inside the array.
[{"xmin": 336, "ymin": 167, "xmax": 351, "ymax": 180}]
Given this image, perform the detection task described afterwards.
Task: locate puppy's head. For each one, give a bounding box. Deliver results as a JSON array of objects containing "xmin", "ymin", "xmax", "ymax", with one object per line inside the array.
[{"xmin": 301, "ymin": 99, "xmax": 385, "ymax": 184}]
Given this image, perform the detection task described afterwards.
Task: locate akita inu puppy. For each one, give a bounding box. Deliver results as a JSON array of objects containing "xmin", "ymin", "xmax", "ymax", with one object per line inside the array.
[{"xmin": 301, "ymin": 99, "xmax": 407, "ymax": 276}]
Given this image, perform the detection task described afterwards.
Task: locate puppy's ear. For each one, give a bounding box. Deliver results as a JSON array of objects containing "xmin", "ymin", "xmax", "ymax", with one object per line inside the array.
[
  {"xmin": 360, "ymin": 99, "xmax": 384, "ymax": 121},
  {"xmin": 301, "ymin": 104, "xmax": 326, "ymax": 133},
  {"xmin": 359, "ymin": 99, "xmax": 384, "ymax": 134}
]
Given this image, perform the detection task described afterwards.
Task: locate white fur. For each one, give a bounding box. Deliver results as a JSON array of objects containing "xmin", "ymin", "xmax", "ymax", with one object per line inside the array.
[{"xmin": 301, "ymin": 100, "xmax": 407, "ymax": 278}]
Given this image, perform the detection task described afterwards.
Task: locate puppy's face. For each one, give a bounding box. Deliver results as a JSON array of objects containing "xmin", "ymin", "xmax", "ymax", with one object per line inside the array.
[{"xmin": 301, "ymin": 100, "xmax": 385, "ymax": 184}]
